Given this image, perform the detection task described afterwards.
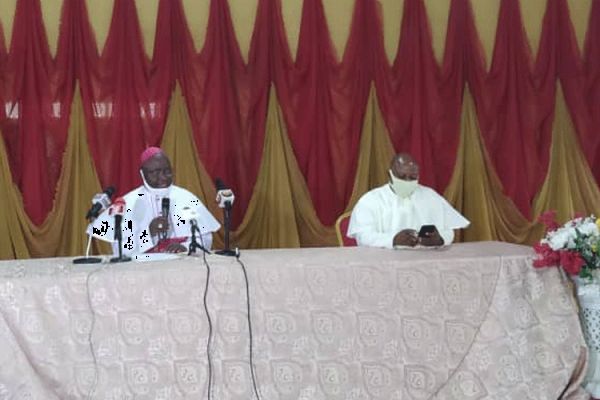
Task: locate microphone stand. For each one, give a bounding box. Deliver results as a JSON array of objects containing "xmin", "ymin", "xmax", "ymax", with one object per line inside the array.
[
  {"xmin": 188, "ymin": 221, "xmax": 210, "ymax": 255},
  {"xmin": 110, "ymin": 214, "xmax": 131, "ymax": 263},
  {"xmin": 73, "ymin": 233, "xmax": 102, "ymax": 264},
  {"xmin": 216, "ymin": 203, "xmax": 236, "ymax": 257}
]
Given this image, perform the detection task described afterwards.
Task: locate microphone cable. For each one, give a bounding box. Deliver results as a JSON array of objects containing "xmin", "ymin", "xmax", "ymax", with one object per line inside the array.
[
  {"xmin": 235, "ymin": 249, "xmax": 262, "ymax": 400},
  {"xmin": 198, "ymin": 227, "xmax": 214, "ymax": 400}
]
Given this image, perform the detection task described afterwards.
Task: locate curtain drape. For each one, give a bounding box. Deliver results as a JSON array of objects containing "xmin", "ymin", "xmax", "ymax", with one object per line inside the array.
[{"xmin": 0, "ymin": 0, "xmax": 599, "ymax": 259}]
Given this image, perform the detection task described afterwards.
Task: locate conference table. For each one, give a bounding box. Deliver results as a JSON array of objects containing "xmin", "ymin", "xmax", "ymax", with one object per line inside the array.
[{"xmin": 0, "ymin": 242, "xmax": 591, "ymax": 399}]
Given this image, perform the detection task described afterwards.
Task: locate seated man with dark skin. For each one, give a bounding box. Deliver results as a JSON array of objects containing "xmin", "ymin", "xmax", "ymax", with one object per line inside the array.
[
  {"xmin": 88, "ymin": 147, "xmax": 220, "ymax": 255},
  {"xmin": 347, "ymin": 153, "xmax": 469, "ymax": 248}
]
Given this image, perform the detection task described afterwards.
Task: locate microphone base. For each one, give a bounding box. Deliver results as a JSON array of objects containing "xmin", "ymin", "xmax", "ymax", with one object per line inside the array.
[
  {"xmin": 73, "ymin": 257, "xmax": 102, "ymax": 264},
  {"xmin": 110, "ymin": 256, "xmax": 132, "ymax": 263},
  {"xmin": 216, "ymin": 249, "xmax": 237, "ymax": 257}
]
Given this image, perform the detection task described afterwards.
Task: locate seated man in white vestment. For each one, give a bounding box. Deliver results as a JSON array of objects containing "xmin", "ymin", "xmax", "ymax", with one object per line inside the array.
[
  {"xmin": 347, "ymin": 153, "xmax": 469, "ymax": 248},
  {"xmin": 88, "ymin": 147, "xmax": 220, "ymax": 255}
]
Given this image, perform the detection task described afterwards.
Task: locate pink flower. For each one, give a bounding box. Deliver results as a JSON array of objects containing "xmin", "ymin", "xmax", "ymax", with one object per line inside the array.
[
  {"xmin": 538, "ymin": 210, "xmax": 559, "ymax": 232},
  {"xmin": 533, "ymin": 243, "xmax": 560, "ymax": 268},
  {"xmin": 559, "ymin": 251, "xmax": 585, "ymax": 276},
  {"xmin": 573, "ymin": 211, "xmax": 585, "ymax": 219}
]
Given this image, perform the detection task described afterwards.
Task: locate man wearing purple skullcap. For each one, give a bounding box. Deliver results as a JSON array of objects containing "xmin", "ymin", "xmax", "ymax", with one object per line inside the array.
[{"xmin": 88, "ymin": 147, "xmax": 219, "ymax": 255}]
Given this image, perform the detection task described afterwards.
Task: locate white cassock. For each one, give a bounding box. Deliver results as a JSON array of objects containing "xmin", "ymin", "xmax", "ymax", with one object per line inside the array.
[
  {"xmin": 347, "ymin": 184, "xmax": 470, "ymax": 248},
  {"xmin": 87, "ymin": 185, "xmax": 220, "ymax": 255}
]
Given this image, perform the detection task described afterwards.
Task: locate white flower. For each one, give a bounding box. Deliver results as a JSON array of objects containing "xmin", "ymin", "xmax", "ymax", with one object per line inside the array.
[
  {"xmin": 577, "ymin": 220, "xmax": 599, "ymax": 236},
  {"xmin": 547, "ymin": 227, "xmax": 576, "ymax": 250},
  {"xmin": 542, "ymin": 215, "xmax": 600, "ymax": 252}
]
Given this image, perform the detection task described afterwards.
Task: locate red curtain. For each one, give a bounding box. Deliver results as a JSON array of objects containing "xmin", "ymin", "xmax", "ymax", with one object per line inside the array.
[
  {"xmin": 466, "ymin": 0, "xmax": 553, "ymax": 217},
  {"xmin": 77, "ymin": 0, "xmax": 172, "ymax": 198},
  {"xmin": 0, "ymin": 0, "xmax": 598, "ymax": 227},
  {"xmin": 175, "ymin": 0, "xmax": 262, "ymax": 225},
  {"xmin": 561, "ymin": 0, "xmax": 600, "ymax": 180},
  {"xmin": 2, "ymin": 0, "xmax": 74, "ymax": 224}
]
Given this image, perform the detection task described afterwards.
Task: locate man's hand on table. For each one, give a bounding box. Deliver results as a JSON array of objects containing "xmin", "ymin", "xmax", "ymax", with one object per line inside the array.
[{"xmin": 393, "ymin": 229, "xmax": 419, "ymax": 247}]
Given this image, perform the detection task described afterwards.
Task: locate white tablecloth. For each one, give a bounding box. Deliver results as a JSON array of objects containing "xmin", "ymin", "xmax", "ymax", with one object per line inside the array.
[{"xmin": 0, "ymin": 242, "xmax": 590, "ymax": 399}]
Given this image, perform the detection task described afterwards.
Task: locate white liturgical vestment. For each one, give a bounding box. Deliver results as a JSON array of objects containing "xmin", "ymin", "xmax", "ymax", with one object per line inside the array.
[
  {"xmin": 87, "ymin": 185, "xmax": 220, "ymax": 256},
  {"xmin": 347, "ymin": 184, "xmax": 469, "ymax": 248}
]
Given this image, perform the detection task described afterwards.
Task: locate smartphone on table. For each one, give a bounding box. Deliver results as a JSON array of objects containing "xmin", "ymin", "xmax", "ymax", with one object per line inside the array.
[{"xmin": 418, "ymin": 224, "xmax": 437, "ymax": 238}]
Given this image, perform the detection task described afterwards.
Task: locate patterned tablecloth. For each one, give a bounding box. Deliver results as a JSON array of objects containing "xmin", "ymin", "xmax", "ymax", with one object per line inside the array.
[{"xmin": 0, "ymin": 242, "xmax": 591, "ymax": 399}]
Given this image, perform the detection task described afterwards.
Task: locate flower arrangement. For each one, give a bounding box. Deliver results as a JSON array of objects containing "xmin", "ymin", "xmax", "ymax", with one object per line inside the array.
[{"xmin": 533, "ymin": 210, "xmax": 600, "ymax": 278}]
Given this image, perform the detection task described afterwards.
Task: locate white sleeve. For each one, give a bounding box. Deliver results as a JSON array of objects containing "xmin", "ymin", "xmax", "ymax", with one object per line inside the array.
[
  {"xmin": 439, "ymin": 196, "xmax": 470, "ymax": 230},
  {"xmin": 354, "ymin": 230, "xmax": 396, "ymax": 249},
  {"xmin": 200, "ymin": 232, "xmax": 213, "ymax": 251},
  {"xmin": 347, "ymin": 197, "xmax": 396, "ymax": 249},
  {"xmin": 437, "ymin": 193, "xmax": 467, "ymax": 245},
  {"xmin": 195, "ymin": 202, "xmax": 220, "ymax": 234},
  {"xmin": 439, "ymin": 228, "xmax": 455, "ymax": 245},
  {"xmin": 111, "ymin": 242, "xmax": 119, "ymax": 257}
]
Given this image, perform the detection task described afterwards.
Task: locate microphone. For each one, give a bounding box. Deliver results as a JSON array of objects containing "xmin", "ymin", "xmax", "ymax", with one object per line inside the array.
[
  {"xmin": 181, "ymin": 207, "xmax": 210, "ymax": 255},
  {"xmin": 108, "ymin": 197, "xmax": 126, "ymax": 244},
  {"xmin": 109, "ymin": 197, "xmax": 130, "ymax": 263},
  {"xmin": 162, "ymin": 197, "xmax": 170, "ymax": 217},
  {"xmin": 161, "ymin": 198, "xmax": 170, "ymax": 240},
  {"xmin": 215, "ymin": 178, "xmax": 234, "ymax": 210},
  {"xmin": 108, "ymin": 197, "xmax": 125, "ymax": 219},
  {"xmin": 214, "ymin": 178, "xmax": 235, "ymax": 256},
  {"xmin": 86, "ymin": 186, "xmax": 115, "ymax": 220}
]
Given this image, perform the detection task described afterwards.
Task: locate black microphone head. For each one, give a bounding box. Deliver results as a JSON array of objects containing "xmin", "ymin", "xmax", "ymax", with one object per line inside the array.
[
  {"xmin": 86, "ymin": 186, "xmax": 116, "ymax": 220},
  {"xmin": 215, "ymin": 178, "xmax": 227, "ymax": 191},
  {"xmin": 162, "ymin": 197, "xmax": 170, "ymax": 210}
]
